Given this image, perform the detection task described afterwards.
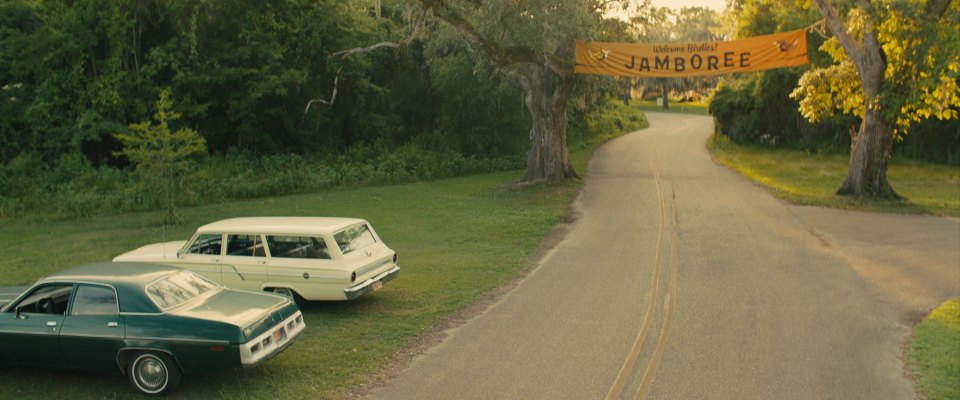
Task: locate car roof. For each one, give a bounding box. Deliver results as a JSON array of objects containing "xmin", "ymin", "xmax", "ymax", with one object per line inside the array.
[
  {"xmin": 40, "ymin": 262, "xmax": 181, "ymax": 313},
  {"xmin": 196, "ymin": 217, "xmax": 367, "ymax": 235}
]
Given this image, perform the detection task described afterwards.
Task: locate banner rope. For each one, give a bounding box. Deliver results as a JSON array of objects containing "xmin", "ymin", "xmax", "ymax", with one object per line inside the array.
[{"xmin": 807, "ymin": 19, "xmax": 830, "ymax": 40}]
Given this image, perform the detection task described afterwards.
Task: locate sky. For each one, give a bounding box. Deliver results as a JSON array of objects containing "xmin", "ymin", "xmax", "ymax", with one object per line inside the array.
[{"xmin": 649, "ymin": 0, "xmax": 727, "ymax": 11}]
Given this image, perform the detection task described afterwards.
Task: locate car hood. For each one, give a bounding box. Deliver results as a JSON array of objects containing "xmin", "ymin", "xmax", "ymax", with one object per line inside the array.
[
  {"xmin": 113, "ymin": 240, "xmax": 187, "ymax": 262},
  {"xmin": 175, "ymin": 289, "xmax": 296, "ymax": 339}
]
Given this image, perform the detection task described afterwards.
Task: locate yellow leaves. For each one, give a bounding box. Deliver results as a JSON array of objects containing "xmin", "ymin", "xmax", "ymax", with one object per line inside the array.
[
  {"xmin": 794, "ymin": 0, "xmax": 959, "ymax": 135},
  {"xmin": 845, "ymin": 8, "xmax": 871, "ymax": 43},
  {"xmin": 791, "ymin": 60, "xmax": 863, "ymax": 122}
]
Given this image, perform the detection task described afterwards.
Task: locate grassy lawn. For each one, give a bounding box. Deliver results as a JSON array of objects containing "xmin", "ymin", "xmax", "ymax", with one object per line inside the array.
[
  {"xmin": 909, "ymin": 298, "xmax": 960, "ymax": 400},
  {"xmin": 0, "ymin": 110, "xmax": 643, "ymax": 398},
  {"xmin": 0, "ymin": 172, "xmax": 580, "ymax": 399},
  {"xmin": 707, "ymin": 134, "xmax": 960, "ymax": 216}
]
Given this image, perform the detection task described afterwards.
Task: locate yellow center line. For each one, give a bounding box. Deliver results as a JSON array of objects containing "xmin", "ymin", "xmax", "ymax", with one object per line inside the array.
[
  {"xmin": 635, "ymin": 183, "xmax": 680, "ymax": 400},
  {"xmin": 604, "ymin": 155, "xmax": 668, "ymax": 400}
]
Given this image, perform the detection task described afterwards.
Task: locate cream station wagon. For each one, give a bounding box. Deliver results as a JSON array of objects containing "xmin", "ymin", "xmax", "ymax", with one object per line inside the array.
[{"xmin": 113, "ymin": 217, "xmax": 400, "ymax": 303}]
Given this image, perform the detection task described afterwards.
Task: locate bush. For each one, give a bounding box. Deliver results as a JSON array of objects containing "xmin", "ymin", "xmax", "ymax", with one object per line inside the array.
[
  {"xmin": 710, "ymin": 71, "xmax": 958, "ymax": 166},
  {"xmin": 1, "ymin": 95, "xmax": 645, "ymax": 220}
]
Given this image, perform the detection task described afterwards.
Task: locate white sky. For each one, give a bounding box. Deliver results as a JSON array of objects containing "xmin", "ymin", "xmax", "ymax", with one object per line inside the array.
[{"xmin": 649, "ymin": 0, "xmax": 727, "ymax": 12}]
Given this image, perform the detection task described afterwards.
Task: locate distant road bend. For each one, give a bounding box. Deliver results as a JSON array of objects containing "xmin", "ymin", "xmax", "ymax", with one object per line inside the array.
[{"xmin": 365, "ymin": 113, "xmax": 960, "ymax": 400}]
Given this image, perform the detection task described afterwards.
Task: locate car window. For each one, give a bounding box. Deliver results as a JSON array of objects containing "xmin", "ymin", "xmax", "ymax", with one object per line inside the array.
[
  {"xmin": 267, "ymin": 235, "xmax": 332, "ymax": 259},
  {"xmin": 71, "ymin": 285, "xmax": 118, "ymax": 316},
  {"xmin": 334, "ymin": 223, "xmax": 377, "ymax": 255},
  {"xmin": 227, "ymin": 234, "xmax": 266, "ymax": 257},
  {"xmin": 10, "ymin": 284, "xmax": 73, "ymax": 315},
  {"xmin": 146, "ymin": 270, "xmax": 219, "ymax": 310},
  {"xmin": 185, "ymin": 233, "xmax": 223, "ymax": 255}
]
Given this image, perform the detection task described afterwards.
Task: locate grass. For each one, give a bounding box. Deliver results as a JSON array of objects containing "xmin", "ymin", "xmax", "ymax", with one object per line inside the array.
[
  {"xmin": 707, "ymin": 134, "xmax": 960, "ymax": 216},
  {"xmin": 0, "ymin": 172, "xmax": 579, "ymax": 399},
  {"xmin": 909, "ymin": 298, "xmax": 960, "ymax": 400},
  {"xmin": 0, "ymin": 107, "xmax": 643, "ymax": 398}
]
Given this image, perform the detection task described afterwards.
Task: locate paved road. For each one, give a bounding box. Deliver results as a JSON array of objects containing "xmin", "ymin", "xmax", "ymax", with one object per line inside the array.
[{"xmin": 364, "ymin": 113, "xmax": 960, "ymax": 400}]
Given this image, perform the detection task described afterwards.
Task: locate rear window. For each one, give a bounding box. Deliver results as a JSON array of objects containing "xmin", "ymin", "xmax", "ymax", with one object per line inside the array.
[
  {"xmin": 267, "ymin": 236, "xmax": 331, "ymax": 259},
  {"xmin": 146, "ymin": 270, "xmax": 219, "ymax": 310},
  {"xmin": 334, "ymin": 223, "xmax": 377, "ymax": 254}
]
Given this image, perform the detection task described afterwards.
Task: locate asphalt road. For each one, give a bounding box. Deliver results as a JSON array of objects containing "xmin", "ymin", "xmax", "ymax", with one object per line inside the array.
[{"xmin": 363, "ymin": 113, "xmax": 960, "ymax": 400}]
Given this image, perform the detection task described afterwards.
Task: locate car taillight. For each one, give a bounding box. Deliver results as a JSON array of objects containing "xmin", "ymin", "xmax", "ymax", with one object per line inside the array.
[
  {"xmin": 393, "ymin": 253, "xmax": 398, "ymax": 263},
  {"xmin": 351, "ymin": 272, "xmax": 356, "ymax": 282}
]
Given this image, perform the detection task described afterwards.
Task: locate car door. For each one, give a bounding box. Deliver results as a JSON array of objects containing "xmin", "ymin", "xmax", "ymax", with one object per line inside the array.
[
  {"xmin": 59, "ymin": 284, "xmax": 125, "ymax": 370},
  {"xmin": 177, "ymin": 233, "xmax": 226, "ymax": 283},
  {"xmin": 220, "ymin": 233, "xmax": 270, "ymax": 292},
  {"xmin": 264, "ymin": 234, "xmax": 340, "ymax": 299},
  {"xmin": 0, "ymin": 283, "xmax": 72, "ymax": 367}
]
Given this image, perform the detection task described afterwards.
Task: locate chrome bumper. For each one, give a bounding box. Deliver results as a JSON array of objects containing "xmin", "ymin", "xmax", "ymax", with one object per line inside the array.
[
  {"xmin": 239, "ymin": 311, "xmax": 306, "ymax": 367},
  {"xmin": 343, "ymin": 265, "xmax": 400, "ymax": 300}
]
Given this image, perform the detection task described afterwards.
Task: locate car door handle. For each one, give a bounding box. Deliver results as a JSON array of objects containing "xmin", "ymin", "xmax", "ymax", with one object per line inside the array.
[
  {"xmin": 257, "ymin": 260, "xmax": 267, "ymax": 265},
  {"xmin": 107, "ymin": 322, "xmax": 119, "ymax": 328},
  {"xmin": 46, "ymin": 321, "xmax": 57, "ymax": 327}
]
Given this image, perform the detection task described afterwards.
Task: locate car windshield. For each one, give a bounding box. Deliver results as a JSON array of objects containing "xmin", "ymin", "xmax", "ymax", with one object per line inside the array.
[
  {"xmin": 334, "ymin": 223, "xmax": 377, "ymax": 254},
  {"xmin": 145, "ymin": 270, "xmax": 219, "ymax": 310}
]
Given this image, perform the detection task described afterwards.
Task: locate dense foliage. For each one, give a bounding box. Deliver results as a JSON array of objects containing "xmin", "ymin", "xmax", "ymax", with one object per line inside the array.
[
  {"xmin": 0, "ymin": 0, "xmax": 634, "ymax": 218},
  {"xmin": 708, "ymin": 0, "xmax": 959, "ymax": 165}
]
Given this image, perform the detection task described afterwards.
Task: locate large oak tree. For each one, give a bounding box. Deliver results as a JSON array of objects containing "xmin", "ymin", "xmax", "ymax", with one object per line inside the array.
[
  {"xmin": 418, "ymin": 0, "xmax": 611, "ymax": 184},
  {"xmin": 792, "ymin": 0, "xmax": 958, "ymax": 199}
]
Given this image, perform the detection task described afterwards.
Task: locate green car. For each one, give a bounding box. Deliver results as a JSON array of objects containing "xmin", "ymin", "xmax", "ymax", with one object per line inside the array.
[{"xmin": 0, "ymin": 262, "xmax": 305, "ymax": 395}]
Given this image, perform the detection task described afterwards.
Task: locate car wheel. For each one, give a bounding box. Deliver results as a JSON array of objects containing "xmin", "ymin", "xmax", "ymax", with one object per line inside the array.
[
  {"xmin": 270, "ymin": 287, "xmax": 304, "ymax": 308},
  {"xmin": 127, "ymin": 351, "xmax": 182, "ymax": 395}
]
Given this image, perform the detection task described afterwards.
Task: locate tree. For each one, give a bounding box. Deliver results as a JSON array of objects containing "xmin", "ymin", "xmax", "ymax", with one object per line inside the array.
[
  {"xmin": 114, "ymin": 89, "xmax": 206, "ymax": 223},
  {"xmin": 791, "ymin": 0, "xmax": 958, "ymax": 199},
  {"xmin": 416, "ymin": 0, "xmax": 611, "ymax": 184}
]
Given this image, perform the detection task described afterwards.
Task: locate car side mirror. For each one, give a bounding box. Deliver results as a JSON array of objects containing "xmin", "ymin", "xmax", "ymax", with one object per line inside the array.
[
  {"xmin": 177, "ymin": 251, "xmax": 184, "ymax": 259},
  {"xmin": 15, "ymin": 306, "xmax": 25, "ymax": 319}
]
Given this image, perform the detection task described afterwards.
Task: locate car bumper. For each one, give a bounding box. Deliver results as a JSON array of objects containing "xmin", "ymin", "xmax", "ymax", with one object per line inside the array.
[
  {"xmin": 239, "ymin": 311, "xmax": 306, "ymax": 368},
  {"xmin": 343, "ymin": 265, "xmax": 400, "ymax": 300}
]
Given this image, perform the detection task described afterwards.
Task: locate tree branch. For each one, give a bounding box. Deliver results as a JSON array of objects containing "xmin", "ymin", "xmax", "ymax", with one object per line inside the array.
[
  {"xmin": 303, "ymin": 8, "xmax": 428, "ymax": 119},
  {"xmin": 813, "ymin": 0, "xmax": 865, "ymax": 61},
  {"xmin": 328, "ymin": 42, "xmax": 401, "ymax": 60},
  {"xmin": 925, "ymin": 0, "xmax": 951, "ymax": 18},
  {"xmin": 419, "ymin": 0, "xmax": 537, "ymax": 66}
]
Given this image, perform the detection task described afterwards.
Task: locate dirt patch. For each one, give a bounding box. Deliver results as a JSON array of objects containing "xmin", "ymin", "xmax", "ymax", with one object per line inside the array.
[{"xmin": 344, "ymin": 206, "xmax": 581, "ymax": 399}]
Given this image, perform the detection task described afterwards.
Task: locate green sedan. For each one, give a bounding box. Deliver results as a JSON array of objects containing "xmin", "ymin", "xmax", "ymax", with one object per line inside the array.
[{"xmin": 0, "ymin": 262, "xmax": 305, "ymax": 395}]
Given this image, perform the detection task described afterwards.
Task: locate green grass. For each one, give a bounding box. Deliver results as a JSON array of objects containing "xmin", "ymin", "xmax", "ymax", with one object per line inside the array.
[
  {"xmin": 707, "ymin": 134, "xmax": 960, "ymax": 216},
  {"xmin": 909, "ymin": 298, "xmax": 960, "ymax": 400},
  {"xmin": 634, "ymin": 100, "xmax": 710, "ymax": 115},
  {"xmin": 0, "ymin": 121, "xmax": 635, "ymax": 398}
]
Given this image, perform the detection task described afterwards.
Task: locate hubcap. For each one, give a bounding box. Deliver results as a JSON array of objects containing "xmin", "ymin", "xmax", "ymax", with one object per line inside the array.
[{"xmin": 137, "ymin": 356, "xmax": 167, "ymax": 392}]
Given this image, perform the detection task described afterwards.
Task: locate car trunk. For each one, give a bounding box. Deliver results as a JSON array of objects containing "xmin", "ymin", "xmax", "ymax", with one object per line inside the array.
[
  {"xmin": 346, "ymin": 243, "xmax": 396, "ymax": 283},
  {"xmin": 175, "ymin": 289, "xmax": 297, "ymax": 340}
]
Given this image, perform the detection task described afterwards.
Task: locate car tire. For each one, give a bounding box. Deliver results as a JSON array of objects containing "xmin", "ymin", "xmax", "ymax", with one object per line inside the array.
[
  {"xmin": 127, "ymin": 351, "xmax": 182, "ymax": 395},
  {"xmin": 269, "ymin": 287, "xmax": 304, "ymax": 308}
]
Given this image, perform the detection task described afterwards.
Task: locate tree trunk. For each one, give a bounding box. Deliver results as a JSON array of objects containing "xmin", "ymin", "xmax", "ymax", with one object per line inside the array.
[
  {"xmin": 516, "ymin": 63, "xmax": 577, "ymax": 184},
  {"xmin": 837, "ymin": 108, "xmax": 900, "ymax": 198},
  {"xmin": 660, "ymin": 79, "xmax": 669, "ymax": 110},
  {"xmin": 815, "ymin": 0, "xmax": 901, "ymax": 199},
  {"xmin": 622, "ymin": 77, "xmax": 631, "ymax": 105}
]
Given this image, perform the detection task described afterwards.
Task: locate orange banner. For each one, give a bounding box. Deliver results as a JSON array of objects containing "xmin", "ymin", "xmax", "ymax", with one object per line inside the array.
[{"xmin": 574, "ymin": 29, "xmax": 808, "ymax": 78}]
